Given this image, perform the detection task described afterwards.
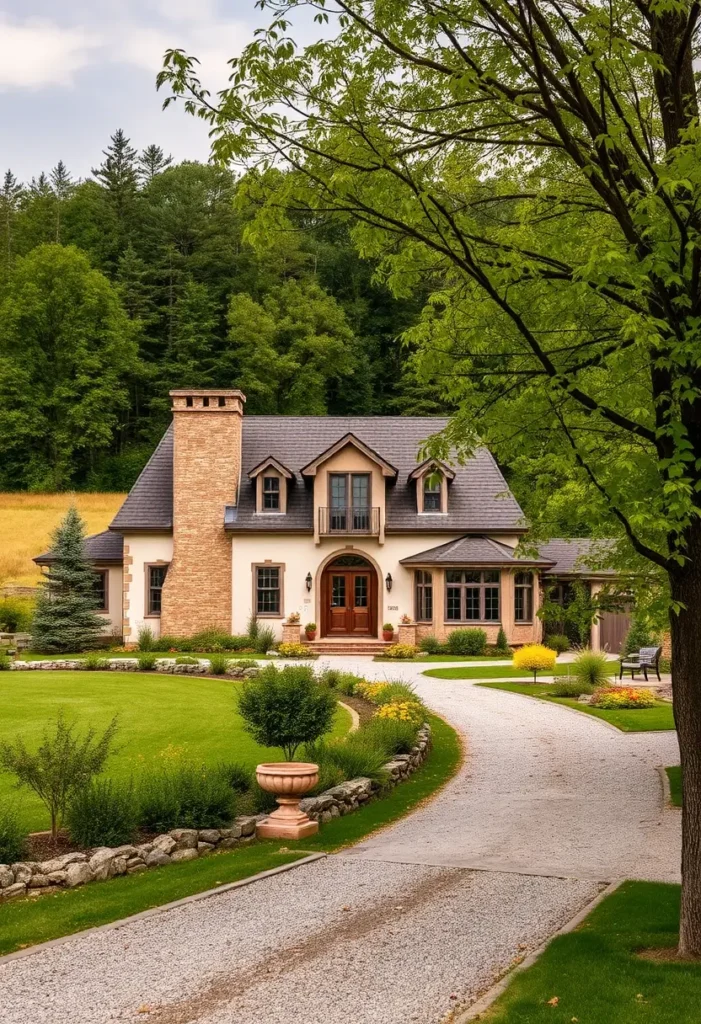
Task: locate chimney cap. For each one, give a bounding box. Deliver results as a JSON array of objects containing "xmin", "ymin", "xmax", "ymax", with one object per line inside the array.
[{"xmin": 169, "ymin": 389, "xmax": 246, "ymax": 400}]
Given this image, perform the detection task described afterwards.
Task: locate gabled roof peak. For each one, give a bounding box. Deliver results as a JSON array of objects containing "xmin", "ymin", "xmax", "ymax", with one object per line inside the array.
[
  {"xmin": 408, "ymin": 457, "xmax": 456, "ymax": 483},
  {"xmin": 300, "ymin": 432, "xmax": 398, "ymax": 478},
  {"xmin": 247, "ymin": 456, "xmax": 294, "ymax": 480}
]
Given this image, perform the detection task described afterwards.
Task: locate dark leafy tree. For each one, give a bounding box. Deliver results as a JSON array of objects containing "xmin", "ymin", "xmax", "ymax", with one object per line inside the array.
[
  {"xmin": 159, "ymin": 0, "xmax": 701, "ymax": 956},
  {"xmin": 238, "ymin": 664, "xmax": 336, "ymax": 760},
  {"xmin": 31, "ymin": 506, "xmax": 108, "ymax": 654}
]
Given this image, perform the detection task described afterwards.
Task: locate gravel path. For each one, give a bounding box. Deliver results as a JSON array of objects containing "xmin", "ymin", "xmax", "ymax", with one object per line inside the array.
[{"xmin": 0, "ymin": 657, "xmax": 681, "ymax": 1024}]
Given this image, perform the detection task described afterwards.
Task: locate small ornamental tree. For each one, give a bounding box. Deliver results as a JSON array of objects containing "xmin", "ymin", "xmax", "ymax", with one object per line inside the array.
[
  {"xmin": 0, "ymin": 711, "xmax": 118, "ymax": 839},
  {"xmin": 32, "ymin": 506, "xmax": 105, "ymax": 652},
  {"xmin": 513, "ymin": 644, "xmax": 557, "ymax": 684},
  {"xmin": 238, "ymin": 664, "xmax": 336, "ymax": 760}
]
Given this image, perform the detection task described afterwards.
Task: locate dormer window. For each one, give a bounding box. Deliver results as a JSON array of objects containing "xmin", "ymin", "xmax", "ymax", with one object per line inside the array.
[
  {"xmin": 423, "ymin": 474, "xmax": 442, "ymax": 512},
  {"xmin": 263, "ymin": 476, "xmax": 280, "ymax": 511}
]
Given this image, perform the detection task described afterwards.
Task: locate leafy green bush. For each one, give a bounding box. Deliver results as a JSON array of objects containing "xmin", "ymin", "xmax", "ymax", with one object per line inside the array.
[
  {"xmin": 0, "ymin": 650, "xmax": 11, "ymax": 671},
  {"xmin": 307, "ymin": 735, "xmax": 389, "ymax": 784},
  {"xmin": 66, "ymin": 779, "xmax": 139, "ymax": 847},
  {"xmin": 572, "ymin": 649, "xmax": 612, "ymax": 687},
  {"xmin": 545, "ymin": 634, "xmax": 570, "ymax": 654},
  {"xmin": 0, "ymin": 804, "xmax": 27, "ymax": 863},
  {"xmin": 151, "ymin": 635, "xmax": 182, "ymax": 652},
  {"xmin": 81, "ymin": 652, "xmax": 109, "ymax": 670},
  {"xmin": 175, "ymin": 655, "xmax": 200, "ymax": 665},
  {"xmin": 217, "ymin": 761, "xmax": 253, "ymax": 793},
  {"xmin": 0, "ymin": 596, "xmax": 34, "ymax": 632},
  {"xmin": 418, "ymin": 634, "xmax": 443, "ymax": 654},
  {"xmin": 254, "ymin": 625, "xmax": 277, "ymax": 654},
  {"xmin": 137, "ymin": 626, "xmax": 155, "ymax": 651},
  {"xmin": 238, "ymin": 664, "xmax": 336, "ymax": 759},
  {"xmin": 137, "ymin": 651, "xmax": 158, "ymax": 671},
  {"xmin": 549, "ymin": 678, "xmax": 594, "ymax": 697},
  {"xmin": 446, "ymin": 628, "xmax": 487, "ymax": 655},
  {"xmin": 319, "ymin": 669, "xmax": 364, "ymax": 695},
  {"xmin": 359, "ymin": 717, "xmax": 420, "ymax": 756},
  {"xmin": 208, "ymin": 653, "xmax": 230, "ymax": 675},
  {"xmin": 0, "ymin": 712, "xmax": 118, "ymax": 838},
  {"xmin": 139, "ymin": 762, "xmax": 236, "ymax": 831}
]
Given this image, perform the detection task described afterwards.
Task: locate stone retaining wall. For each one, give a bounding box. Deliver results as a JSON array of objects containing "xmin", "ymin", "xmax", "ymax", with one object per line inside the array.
[
  {"xmin": 0, "ymin": 724, "xmax": 431, "ymax": 904},
  {"xmin": 9, "ymin": 658, "xmax": 260, "ymax": 678}
]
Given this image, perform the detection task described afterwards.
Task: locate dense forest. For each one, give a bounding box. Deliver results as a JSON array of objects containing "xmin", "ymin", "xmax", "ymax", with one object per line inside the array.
[{"xmin": 0, "ymin": 130, "xmax": 440, "ymax": 492}]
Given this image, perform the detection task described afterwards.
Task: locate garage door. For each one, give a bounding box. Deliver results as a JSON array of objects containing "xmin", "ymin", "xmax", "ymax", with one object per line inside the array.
[{"xmin": 599, "ymin": 611, "xmax": 631, "ymax": 654}]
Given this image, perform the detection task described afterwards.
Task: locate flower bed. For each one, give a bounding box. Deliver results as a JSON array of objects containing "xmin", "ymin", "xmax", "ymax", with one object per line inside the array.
[
  {"xmin": 0, "ymin": 724, "xmax": 431, "ymax": 903},
  {"xmin": 9, "ymin": 658, "xmax": 262, "ymax": 678},
  {"xmin": 590, "ymin": 685, "xmax": 657, "ymax": 709}
]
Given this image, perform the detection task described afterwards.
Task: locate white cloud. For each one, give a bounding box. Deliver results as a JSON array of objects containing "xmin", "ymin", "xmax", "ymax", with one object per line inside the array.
[{"xmin": 0, "ymin": 16, "xmax": 100, "ymax": 89}]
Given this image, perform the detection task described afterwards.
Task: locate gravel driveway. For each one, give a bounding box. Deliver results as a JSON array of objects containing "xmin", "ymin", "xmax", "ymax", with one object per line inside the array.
[{"xmin": 0, "ymin": 658, "xmax": 681, "ymax": 1024}]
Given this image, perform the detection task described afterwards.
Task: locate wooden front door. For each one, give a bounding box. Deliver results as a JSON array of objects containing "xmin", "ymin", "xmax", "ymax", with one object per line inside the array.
[{"xmin": 322, "ymin": 566, "xmax": 377, "ymax": 636}]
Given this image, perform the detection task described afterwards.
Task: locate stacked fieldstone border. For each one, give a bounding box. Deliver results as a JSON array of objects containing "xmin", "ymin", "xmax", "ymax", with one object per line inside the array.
[
  {"xmin": 0, "ymin": 724, "xmax": 431, "ymax": 904},
  {"xmin": 9, "ymin": 658, "xmax": 261, "ymax": 677}
]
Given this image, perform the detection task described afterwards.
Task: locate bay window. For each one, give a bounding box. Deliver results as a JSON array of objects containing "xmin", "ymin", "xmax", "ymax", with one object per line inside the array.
[{"xmin": 446, "ymin": 570, "xmax": 500, "ymax": 621}]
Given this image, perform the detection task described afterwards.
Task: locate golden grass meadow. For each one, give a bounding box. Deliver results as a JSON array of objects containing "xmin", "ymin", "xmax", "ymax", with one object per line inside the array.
[{"xmin": 0, "ymin": 493, "xmax": 125, "ymax": 588}]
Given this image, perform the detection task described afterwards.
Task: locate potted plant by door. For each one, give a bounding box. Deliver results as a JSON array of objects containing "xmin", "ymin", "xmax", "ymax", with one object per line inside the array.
[
  {"xmin": 382, "ymin": 622, "xmax": 395, "ymax": 641},
  {"xmin": 305, "ymin": 622, "xmax": 317, "ymax": 642}
]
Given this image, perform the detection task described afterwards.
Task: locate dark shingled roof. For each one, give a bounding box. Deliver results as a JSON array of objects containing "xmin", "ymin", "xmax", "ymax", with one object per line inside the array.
[
  {"xmin": 110, "ymin": 426, "xmax": 174, "ymax": 531},
  {"xmin": 538, "ymin": 538, "xmax": 616, "ymax": 576},
  {"xmin": 400, "ymin": 535, "xmax": 555, "ymax": 566},
  {"xmin": 34, "ymin": 531, "xmax": 124, "ymax": 565},
  {"xmin": 109, "ymin": 417, "xmax": 526, "ymax": 534}
]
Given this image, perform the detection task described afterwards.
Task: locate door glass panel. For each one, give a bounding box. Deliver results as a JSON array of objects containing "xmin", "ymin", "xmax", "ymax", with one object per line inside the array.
[
  {"xmin": 331, "ymin": 575, "xmax": 346, "ymax": 607},
  {"xmin": 354, "ymin": 575, "xmax": 368, "ymax": 607},
  {"xmin": 351, "ymin": 475, "xmax": 369, "ymax": 529},
  {"xmin": 330, "ymin": 475, "xmax": 347, "ymax": 506}
]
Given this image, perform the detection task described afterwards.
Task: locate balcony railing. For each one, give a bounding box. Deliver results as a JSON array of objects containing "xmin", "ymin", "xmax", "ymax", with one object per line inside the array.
[{"xmin": 319, "ymin": 506, "xmax": 380, "ymax": 535}]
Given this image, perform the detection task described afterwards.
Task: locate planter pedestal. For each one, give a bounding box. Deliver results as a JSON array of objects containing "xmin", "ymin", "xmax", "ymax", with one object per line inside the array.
[{"xmin": 255, "ymin": 762, "xmax": 320, "ymax": 840}]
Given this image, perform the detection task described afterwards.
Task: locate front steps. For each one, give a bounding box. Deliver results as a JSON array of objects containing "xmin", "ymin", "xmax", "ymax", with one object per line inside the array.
[{"xmin": 304, "ymin": 638, "xmax": 392, "ymax": 656}]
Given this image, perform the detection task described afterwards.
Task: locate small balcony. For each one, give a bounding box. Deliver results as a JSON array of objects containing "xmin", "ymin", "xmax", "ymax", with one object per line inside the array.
[{"xmin": 319, "ymin": 506, "xmax": 380, "ymax": 536}]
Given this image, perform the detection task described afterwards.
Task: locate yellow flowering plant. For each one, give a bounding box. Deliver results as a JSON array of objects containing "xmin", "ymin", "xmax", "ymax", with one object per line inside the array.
[
  {"xmin": 376, "ymin": 700, "xmax": 425, "ymax": 724},
  {"xmin": 512, "ymin": 644, "xmax": 557, "ymax": 682}
]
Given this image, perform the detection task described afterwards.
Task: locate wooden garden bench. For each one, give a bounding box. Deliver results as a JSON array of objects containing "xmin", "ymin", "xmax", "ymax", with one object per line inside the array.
[{"xmin": 619, "ymin": 645, "xmax": 662, "ymax": 682}]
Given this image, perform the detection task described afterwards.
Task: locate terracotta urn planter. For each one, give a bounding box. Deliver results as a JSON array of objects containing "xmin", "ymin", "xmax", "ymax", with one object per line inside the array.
[
  {"xmin": 305, "ymin": 630, "xmax": 317, "ymax": 642},
  {"xmin": 255, "ymin": 762, "xmax": 320, "ymax": 840},
  {"xmin": 382, "ymin": 629, "xmax": 394, "ymax": 642}
]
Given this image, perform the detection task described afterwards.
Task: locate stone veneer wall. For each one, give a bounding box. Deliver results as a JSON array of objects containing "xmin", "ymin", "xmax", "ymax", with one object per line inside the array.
[
  {"xmin": 160, "ymin": 390, "xmax": 245, "ymax": 636},
  {"xmin": 0, "ymin": 725, "xmax": 431, "ymax": 904}
]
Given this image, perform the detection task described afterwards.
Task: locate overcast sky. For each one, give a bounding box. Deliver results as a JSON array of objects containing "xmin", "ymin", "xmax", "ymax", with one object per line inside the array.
[{"xmin": 0, "ymin": 1, "xmax": 323, "ymax": 182}]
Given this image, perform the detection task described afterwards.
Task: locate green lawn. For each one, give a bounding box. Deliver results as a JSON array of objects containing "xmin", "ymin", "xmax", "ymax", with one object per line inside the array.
[
  {"xmin": 424, "ymin": 664, "xmax": 618, "ymax": 680},
  {"xmin": 666, "ymin": 766, "xmax": 682, "ymax": 806},
  {"xmin": 374, "ymin": 654, "xmax": 514, "ymax": 663},
  {"xmin": 477, "ymin": 681, "xmax": 675, "ymax": 732},
  {"xmin": 17, "ymin": 651, "xmax": 280, "ymax": 661},
  {"xmin": 484, "ymin": 882, "xmax": 701, "ymax": 1024},
  {"xmin": 0, "ymin": 713, "xmax": 461, "ymax": 956},
  {"xmin": 0, "ymin": 671, "xmax": 351, "ymax": 831}
]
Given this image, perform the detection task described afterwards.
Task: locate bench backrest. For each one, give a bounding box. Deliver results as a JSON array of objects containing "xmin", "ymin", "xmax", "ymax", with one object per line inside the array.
[{"xmin": 639, "ymin": 646, "xmax": 661, "ymax": 664}]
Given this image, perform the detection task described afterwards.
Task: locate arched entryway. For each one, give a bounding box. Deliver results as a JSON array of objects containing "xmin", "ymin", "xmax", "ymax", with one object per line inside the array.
[{"xmin": 320, "ymin": 555, "xmax": 379, "ymax": 638}]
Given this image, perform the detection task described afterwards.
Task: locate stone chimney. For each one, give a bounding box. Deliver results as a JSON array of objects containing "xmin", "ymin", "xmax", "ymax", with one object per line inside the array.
[{"xmin": 160, "ymin": 390, "xmax": 245, "ymax": 635}]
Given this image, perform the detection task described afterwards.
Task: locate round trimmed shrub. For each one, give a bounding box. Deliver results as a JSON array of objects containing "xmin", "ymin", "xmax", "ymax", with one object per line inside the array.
[
  {"xmin": 545, "ymin": 634, "xmax": 570, "ymax": 654},
  {"xmin": 238, "ymin": 664, "xmax": 336, "ymax": 760},
  {"xmin": 512, "ymin": 644, "xmax": 557, "ymax": 681},
  {"xmin": 446, "ymin": 628, "xmax": 487, "ymax": 655}
]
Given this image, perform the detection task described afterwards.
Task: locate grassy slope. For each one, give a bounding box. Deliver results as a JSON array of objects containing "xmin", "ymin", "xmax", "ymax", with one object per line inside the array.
[
  {"xmin": 0, "ymin": 714, "xmax": 461, "ymax": 955},
  {"xmin": 424, "ymin": 665, "xmax": 571, "ymax": 680},
  {"xmin": 0, "ymin": 672, "xmax": 351, "ymax": 831},
  {"xmin": 485, "ymin": 882, "xmax": 701, "ymax": 1024},
  {"xmin": 477, "ymin": 681, "xmax": 675, "ymax": 732},
  {"xmin": 374, "ymin": 654, "xmax": 514, "ymax": 663},
  {"xmin": 666, "ymin": 766, "xmax": 682, "ymax": 806},
  {"xmin": 0, "ymin": 493, "xmax": 125, "ymax": 587}
]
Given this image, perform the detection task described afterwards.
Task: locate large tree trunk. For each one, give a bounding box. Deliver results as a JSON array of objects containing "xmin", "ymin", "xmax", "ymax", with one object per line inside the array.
[{"xmin": 670, "ymin": 519, "xmax": 701, "ymax": 957}]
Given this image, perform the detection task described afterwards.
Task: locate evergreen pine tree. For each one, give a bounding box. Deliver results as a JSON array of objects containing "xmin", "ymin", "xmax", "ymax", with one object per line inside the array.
[
  {"xmin": 138, "ymin": 144, "xmax": 173, "ymax": 184},
  {"xmin": 0, "ymin": 170, "xmax": 24, "ymax": 268},
  {"xmin": 32, "ymin": 507, "xmax": 106, "ymax": 653},
  {"xmin": 50, "ymin": 161, "xmax": 75, "ymax": 243},
  {"xmin": 495, "ymin": 627, "xmax": 510, "ymax": 655},
  {"xmin": 92, "ymin": 129, "xmax": 139, "ymax": 231}
]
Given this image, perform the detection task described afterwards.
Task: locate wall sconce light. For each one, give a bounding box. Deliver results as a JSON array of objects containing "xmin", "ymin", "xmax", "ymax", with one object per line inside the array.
[
  {"xmin": 305, "ymin": 572, "xmax": 313, "ymax": 592},
  {"xmin": 385, "ymin": 573, "xmax": 393, "ymax": 592}
]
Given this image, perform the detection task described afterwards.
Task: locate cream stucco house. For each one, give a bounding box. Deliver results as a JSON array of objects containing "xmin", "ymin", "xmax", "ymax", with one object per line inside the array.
[{"xmin": 35, "ymin": 389, "xmax": 627, "ymax": 651}]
